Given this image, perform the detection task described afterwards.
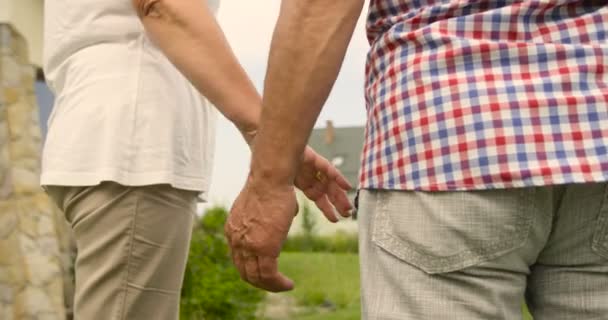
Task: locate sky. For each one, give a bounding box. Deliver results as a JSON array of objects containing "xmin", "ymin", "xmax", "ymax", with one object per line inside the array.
[{"xmin": 205, "ymin": 1, "xmax": 370, "ymax": 207}]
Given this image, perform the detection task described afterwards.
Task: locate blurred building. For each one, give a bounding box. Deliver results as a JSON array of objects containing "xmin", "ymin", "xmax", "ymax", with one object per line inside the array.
[
  {"xmin": 0, "ymin": 0, "xmax": 43, "ymax": 66},
  {"xmin": 0, "ymin": 1, "xmax": 73, "ymax": 319}
]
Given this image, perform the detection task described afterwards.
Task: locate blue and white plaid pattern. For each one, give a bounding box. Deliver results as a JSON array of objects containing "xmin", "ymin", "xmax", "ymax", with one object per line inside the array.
[{"xmin": 360, "ymin": 0, "xmax": 608, "ymax": 191}]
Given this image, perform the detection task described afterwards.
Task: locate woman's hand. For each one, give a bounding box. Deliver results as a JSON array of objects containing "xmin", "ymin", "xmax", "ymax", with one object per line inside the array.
[
  {"xmin": 294, "ymin": 147, "xmax": 353, "ymax": 222},
  {"xmin": 241, "ymin": 129, "xmax": 353, "ymax": 222}
]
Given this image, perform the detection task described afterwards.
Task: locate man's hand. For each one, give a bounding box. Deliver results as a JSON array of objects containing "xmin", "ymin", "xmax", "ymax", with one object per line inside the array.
[
  {"xmin": 295, "ymin": 147, "xmax": 353, "ymax": 222},
  {"xmin": 225, "ymin": 177, "xmax": 297, "ymax": 292}
]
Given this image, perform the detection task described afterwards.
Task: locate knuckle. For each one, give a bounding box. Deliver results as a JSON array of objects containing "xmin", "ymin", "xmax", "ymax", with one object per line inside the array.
[
  {"xmin": 243, "ymin": 238, "xmax": 265, "ymax": 254},
  {"xmin": 260, "ymin": 271, "xmax": 274, "ymax": 281},
  {"xmin": 306, "ymin": 192, "xmax": 320, "ymax": 201},
  {"xmin": 224, "ymin": 220, "xmax": 235, "ymax": 233},
  {"xmin": 250, "ymin": 274, "xmax": 260, "ymax": 282}
]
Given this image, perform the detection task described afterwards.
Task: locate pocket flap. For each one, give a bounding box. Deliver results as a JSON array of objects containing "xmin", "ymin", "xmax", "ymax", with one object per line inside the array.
[{"xmin": 372, "ymin": 189, "xmax": 535, "ymax": 274}]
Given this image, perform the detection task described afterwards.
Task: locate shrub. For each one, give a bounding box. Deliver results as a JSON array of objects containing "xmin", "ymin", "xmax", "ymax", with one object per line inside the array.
[
  {"xmin": 322, "ymin": 230, "xmax": 359, "ymax": 253},
  {"xmin": 300, "ymin": 202, "xmax": 317, "ymax": 238},
  {"xmin": 180, "ymin": 207, "xmax": 264, "ymax": 320},
  {"xmin": 283, "ymin": 201, "xmax": 359, "ymax": 254},
  {"xmin": 283, "ymin": 231, "xmax": 359, "ymax": 254}
]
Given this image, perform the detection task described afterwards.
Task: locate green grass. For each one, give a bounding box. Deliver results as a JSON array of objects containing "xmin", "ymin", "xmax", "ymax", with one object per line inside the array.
[
  {"xmin": 293, "ymin": 305, "xmax": 360, "ymax": 320},
  {"xmin": 523, "ymin": 305, "xmax": 533, "ymax": 320},
  {"xmin": 276, "ymin": 252, "xmax": 535, "ymax": 320},
  {"xmin": 278, "ymin": 252, "xmax": 360, "ymax": 320}
]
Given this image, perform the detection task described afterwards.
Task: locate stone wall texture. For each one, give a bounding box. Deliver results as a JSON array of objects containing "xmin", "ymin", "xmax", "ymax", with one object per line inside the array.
[{"xmin": 0, "ymin": 23, "xmax": 73, "ymax": 320}]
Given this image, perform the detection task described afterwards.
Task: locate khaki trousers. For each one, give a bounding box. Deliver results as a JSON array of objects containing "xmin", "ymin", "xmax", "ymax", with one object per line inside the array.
[
  {"xmin": 359, "ymin": 183, "xmax": 608, "ymax": 319},
  {"xmin": 47, "ymin": 182, "xmax": 197, "ymax": 320}
]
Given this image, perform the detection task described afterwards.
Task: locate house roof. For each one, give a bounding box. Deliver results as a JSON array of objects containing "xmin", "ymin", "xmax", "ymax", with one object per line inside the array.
[{"xmin": 307, "ymin": 124, "xmax": 365, "ymax": 188}]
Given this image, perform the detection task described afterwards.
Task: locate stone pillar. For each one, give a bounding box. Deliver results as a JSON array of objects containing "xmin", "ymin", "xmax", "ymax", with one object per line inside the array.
[{"xmin": 0, "ymin": 23, "xmax": 71, "ymax": 320}]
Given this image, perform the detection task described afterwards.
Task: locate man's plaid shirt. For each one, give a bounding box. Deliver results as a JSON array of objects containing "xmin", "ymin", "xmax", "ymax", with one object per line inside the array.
[{"xmin": 360, "ymin": 0, "xmax": 608, "ymax": 191}]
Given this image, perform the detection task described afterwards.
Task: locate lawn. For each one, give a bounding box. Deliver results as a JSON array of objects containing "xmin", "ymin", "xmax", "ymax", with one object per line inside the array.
[
  {"xmin": 279, "ymin": 252, "xmax": 360, "ymax": 320},
  {"xmin": 293, "ymin": 305, "xmax": 360, "ymax": 320},
  {"xmin": 270, "ymin": 252, "xmax": 535, "ymax": 320}
]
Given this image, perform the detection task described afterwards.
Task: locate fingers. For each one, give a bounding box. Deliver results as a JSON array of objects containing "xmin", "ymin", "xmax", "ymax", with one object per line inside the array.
[
  {"xmin": 258, "ymin": 256, "xmax": 294, "ymax": 292},
  {"xmin": 303, "ymin": 184, "xmax": 324, "ymax": 203},
  {"xmin": 234, "ymin": 254, "xmax": 294, "ymax": 292},
  {"xmin": 225, "ymin": 181, "xmax": 297, "ymax": 293},
  {"xmin": 334, "ymin": 172, "xmax": 353, "ymax": 190},
  {"xmin": 323, "ymin": 163, "xmax": 353, "ymax": 191},
  {"xmin": 315, "ymin": 195, "xmax": 339, "ymax": 223},
  {"xmin": 327, "ymin": 182, "xmax": 352, "ymax": 217},
  {"xmin": 309, "ymin": 164, "xmax": 352, "ymax": 218},
  {"xmin": 302, "ymin": 166, "xmax": 351, "ymax": 220},
  {"xmin": 232, "ymin": 251, "xmax": 247, "ymax": 280},
  {"xmin": 244, "ymin": 255, "xmax": 260, "ymax": 284},
  {"xmin": 314, "ymin": 154, "xmax": 352, "ymax": 192},
  {"xmin": 226, "ymin": 218, "xmax": 294, "ymax": 292}
]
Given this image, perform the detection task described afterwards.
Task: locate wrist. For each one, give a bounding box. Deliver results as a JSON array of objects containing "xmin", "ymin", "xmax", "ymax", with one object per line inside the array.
[
  {"xmin": 249, "ymin": 154, "xmax": 297, "ymax": 188},
  {"xmin": 222, "ymin": 94, "xmax": 261, "ymax": 146},
  {"xmin": 239, "ymin": 127, "xmax": 257, "ymax": 147}
]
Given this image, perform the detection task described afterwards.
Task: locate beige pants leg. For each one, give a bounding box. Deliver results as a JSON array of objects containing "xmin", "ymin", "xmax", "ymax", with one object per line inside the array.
[{"xmin": 47, "ymin": 182, "xmax": 197, "ymax": 320}]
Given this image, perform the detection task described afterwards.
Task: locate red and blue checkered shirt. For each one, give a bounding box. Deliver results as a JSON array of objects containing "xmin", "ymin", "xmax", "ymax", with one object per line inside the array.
[{"xmin": 360, "ymin": 0, "xmax": 608, "ymax": 191}]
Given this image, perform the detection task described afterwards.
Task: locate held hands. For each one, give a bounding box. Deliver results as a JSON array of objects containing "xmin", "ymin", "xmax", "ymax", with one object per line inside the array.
[{"xmin": 225, "ymin": 145, "xmax": 353, "ymax": 292}]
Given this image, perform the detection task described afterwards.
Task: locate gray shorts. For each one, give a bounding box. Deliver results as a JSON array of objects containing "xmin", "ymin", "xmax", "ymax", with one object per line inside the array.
[{"xmin": 358, "ymin": 183, "xmax": 608, "ymax": 320}]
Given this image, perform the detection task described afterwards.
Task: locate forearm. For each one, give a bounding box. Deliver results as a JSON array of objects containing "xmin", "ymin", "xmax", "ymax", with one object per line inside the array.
[
  {"xmin": 132, "ymin": 0, "xmax": 260, "ymax": 137},
  {"xmin": 251, "ymin": 0, "xmax": 364, "ymax": 184}
]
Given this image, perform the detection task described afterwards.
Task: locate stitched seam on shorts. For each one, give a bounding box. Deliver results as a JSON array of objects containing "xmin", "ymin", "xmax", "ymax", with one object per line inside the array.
[
  {"xmin": 116, "ymin": 189, "xmax": 140, "ymax": 320},
  {"xmin": 592, "ymin": 185, "xmax": 608, "ymax": 258},
  {"xmin": 370, "ymin": 191, "xmax": 387, "ymax": 248},
  {"xmin": 370, "ymin": 190, "xmax": 386, "ymax": 314},
  {"xmin": 373, "ymin": 189, "xmax": 535, "ymax": 273}
]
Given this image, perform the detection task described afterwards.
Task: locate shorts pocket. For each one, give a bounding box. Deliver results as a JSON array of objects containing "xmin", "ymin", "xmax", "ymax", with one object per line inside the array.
[
  {"xmin": 372, "ymin": 188, "xmax": 535, "ymax": 274},
  {"xmin": 592, "ymin": 186, "xmax": 608, "ymax": 259}
]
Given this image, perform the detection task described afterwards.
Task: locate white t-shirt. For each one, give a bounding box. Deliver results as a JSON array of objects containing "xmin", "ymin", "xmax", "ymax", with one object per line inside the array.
[{"xmin": 42, "ymin": 0, "xmax": 221, "ymax": 199}]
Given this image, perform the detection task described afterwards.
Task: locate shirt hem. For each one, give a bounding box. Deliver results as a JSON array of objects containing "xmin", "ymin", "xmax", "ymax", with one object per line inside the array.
[
  {"xmin": 40, "ymin": 170, "xmax": 210, "ymax": 202},
  {"xmin": 359, "ymin": 174, "xmax": 608, "ymax": 192}
]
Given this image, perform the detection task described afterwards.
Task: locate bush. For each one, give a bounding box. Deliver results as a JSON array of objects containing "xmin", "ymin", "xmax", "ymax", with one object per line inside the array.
[
  {"xmin": 283, "ymin": 231, "xmax": 359, "ymax": 254},
  {"xmin": 283, "ymin": 201, "xmax": 359, "ymax": 254},
  {"xmin": 180, "ymin": 207, "xmax": 264, "ymax": 320},
  {"xmin": 300, "ymin": 202, "xmax": 317, "ymax": 238}
]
